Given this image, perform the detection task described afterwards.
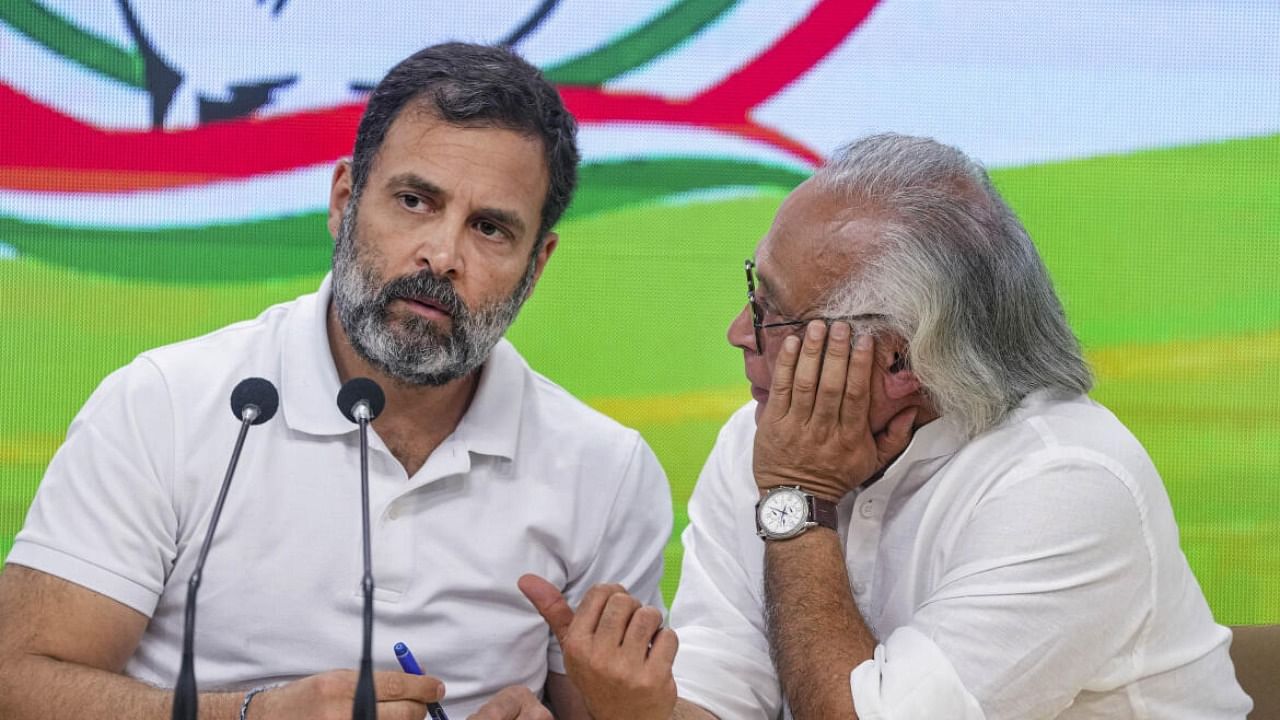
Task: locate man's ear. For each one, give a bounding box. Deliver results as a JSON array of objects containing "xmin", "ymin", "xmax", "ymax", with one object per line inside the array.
[
  {"xmin": 878, "ymin": 340, "xmax": 921, "ymax": 400},
  {"xmin": 327, "ymin": 159, "xmax": 353, "ymax": 240},
  {"xmin": 528, "ymin": 231, "xmax": 559, "ymax": 292}
]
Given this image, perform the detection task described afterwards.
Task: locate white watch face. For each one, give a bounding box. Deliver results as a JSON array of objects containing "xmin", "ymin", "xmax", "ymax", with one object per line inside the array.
[{"xmin": 759, "ymin": 489, "xmax": 807, "ymax": 536}]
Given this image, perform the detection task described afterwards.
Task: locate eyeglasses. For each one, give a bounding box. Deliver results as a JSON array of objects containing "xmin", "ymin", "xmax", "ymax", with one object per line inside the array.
[
  {"xmin": 744, "ymin": 258, "xmax": 887, "ymax": 356},
  {"xmin": 745, "ymin": 259, "xmax": 809, "ymax": 355}
]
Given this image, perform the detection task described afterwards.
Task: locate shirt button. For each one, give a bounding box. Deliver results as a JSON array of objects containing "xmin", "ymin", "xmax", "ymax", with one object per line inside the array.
[
  {"xmin": 852, "ymin": 581, "xmax": 867, "ymax": 596},
  {"xmin": 859, "ymin": 499, "xmax": 876, "ymax": 519}
]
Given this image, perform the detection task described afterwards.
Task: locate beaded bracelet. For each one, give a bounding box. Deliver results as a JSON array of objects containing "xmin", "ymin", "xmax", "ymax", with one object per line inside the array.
[{"xmin": 239, "ymin": 684, "xmax": 278, "ymax": 720}]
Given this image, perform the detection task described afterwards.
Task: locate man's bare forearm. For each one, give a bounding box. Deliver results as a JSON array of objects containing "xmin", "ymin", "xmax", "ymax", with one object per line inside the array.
[
  {"xmin": 764, "ymin": 529, "xmax": 876, "ymax": 720},
  {"xmin": 672, "ymin": 697, "xmax": 718, "ymax": 720},
  {"xmin": 0, "ymin": 653, "xmax": 241, "ymax": 720}
]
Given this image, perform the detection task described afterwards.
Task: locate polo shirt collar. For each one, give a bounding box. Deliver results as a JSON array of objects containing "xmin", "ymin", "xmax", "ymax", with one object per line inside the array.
[
  {"xmin": 450, "ymin": 338, "xmax": 523, "ymax": 461},
  {"xmin": 280, "ymin": 273, "xmax": 352, "ymax": 436},
  {"xmin": 279, "ymin": 274, "xmax": 524, "ymax": 461}
]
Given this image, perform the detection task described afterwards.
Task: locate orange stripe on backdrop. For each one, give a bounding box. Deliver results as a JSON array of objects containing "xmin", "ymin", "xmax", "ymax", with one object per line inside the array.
[{"xmin": 0, "ymin": 167, "xmax": 219, "ymax": 192}]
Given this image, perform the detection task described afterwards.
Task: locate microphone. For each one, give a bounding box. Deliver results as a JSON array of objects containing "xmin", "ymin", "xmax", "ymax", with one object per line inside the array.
[
  {"xmin": 172, "ymin": 378, "xmax": 279, "ymax": 720},
  {"xmin": 337, "ymin": 377, "xmax": 385, "ymax": 720},
  {"xmin": 231, "ymin": 377, "xmax": 280, "ymax": 425},
  {"xmin": 337, "ymin": 377, "xmax": 386, "ymax": 425}
]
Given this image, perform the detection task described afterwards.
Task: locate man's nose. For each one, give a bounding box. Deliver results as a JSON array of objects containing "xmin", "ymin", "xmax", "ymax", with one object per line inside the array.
[
  {"xmin": 727, "ymin": 304, "xmax": 757, "ymax": 353},
  {"xmin": 414, "ymin": 221, "xmax": 465, "ymax": 278}
]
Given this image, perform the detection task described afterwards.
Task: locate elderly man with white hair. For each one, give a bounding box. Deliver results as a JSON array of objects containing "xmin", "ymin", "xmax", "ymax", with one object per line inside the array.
[{"xmin": 519, "ymin": 133, "xmax": 1253, "ymax": 719}]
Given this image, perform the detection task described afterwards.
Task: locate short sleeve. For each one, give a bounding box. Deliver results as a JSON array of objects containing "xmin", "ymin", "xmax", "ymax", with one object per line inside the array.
[
  {"xmin": 669, "ymin": 406, "xmax": 782, "ymax": 720},
  {"xmin": 7, "ymin": 356, "xmax": 179, "ymax": 616},
  {"xmin": 548, "ymin": 433, "xmax": 673, "ymax": 674}
]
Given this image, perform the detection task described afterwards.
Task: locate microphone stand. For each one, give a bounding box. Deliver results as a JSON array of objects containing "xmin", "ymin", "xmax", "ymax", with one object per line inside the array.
[
  {"xmin": 352, "ymin": 399, "xmax": 377, "ymax": 720},
  {"xmin": 337, "ymin": 376, "xmax": 384, "ymax": 720},
  {"xmin": 172, "ymin": 406, "xmax": 260, "ymax": 720}
]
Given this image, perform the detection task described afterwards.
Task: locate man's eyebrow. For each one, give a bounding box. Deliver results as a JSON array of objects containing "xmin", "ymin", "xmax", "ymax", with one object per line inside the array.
[{"xmin": 387, "ymin": 173, "xmax": 445, "ymax": 198}]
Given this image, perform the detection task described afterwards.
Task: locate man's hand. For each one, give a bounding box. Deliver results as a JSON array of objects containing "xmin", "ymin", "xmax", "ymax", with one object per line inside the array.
[
  {"xmin": 754, "ymin": 321, "xmax": 917, "ymax": 501},
  {"xmin": 249, "ymin": 669, "xmax": 445, "ymax": 720},
  {"xmin": 467, "ymin": 685, "xmax": 551, "ymax": 720},
  {"xmin": 518, "ymin": 575, "xmax": 677, "ymax": 720}
]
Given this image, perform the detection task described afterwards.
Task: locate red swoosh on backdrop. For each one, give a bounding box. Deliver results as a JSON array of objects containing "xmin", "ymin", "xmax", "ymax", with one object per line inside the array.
[
  {"xmin": 0, "ymin": 84, "xmax": 366, "ymax": 190},
  {"xmin": 0, "ymin": 0, "xmax": 878, "ymax": 194}
]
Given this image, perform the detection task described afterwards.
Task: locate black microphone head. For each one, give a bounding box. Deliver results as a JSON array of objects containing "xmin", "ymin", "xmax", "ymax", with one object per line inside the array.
[
  {"xmin": 229, "ymin": 377, "xmax": 279, "ymax": 425},
  {"xmin": 337, "ymin": 377, "xmax": 385, "ymax": 423}
]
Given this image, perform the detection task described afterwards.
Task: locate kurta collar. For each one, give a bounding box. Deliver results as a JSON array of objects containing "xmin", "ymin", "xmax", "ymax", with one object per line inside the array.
[{"xmin": 862, "ymin": 412, "xmax": 968, "ymax": 500}]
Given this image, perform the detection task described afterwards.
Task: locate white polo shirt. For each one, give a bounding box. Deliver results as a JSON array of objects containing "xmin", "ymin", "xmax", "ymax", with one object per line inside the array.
[
  {"xmin": 9, "ymin": 276, "xmax": 672, "ymax": 717},
  {"xmin": 670, "ymin": 393, "xmax": 1251, "ymax": 719}
]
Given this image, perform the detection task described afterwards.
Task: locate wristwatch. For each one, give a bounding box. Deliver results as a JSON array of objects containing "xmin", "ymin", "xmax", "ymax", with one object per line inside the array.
[{"xmin": 755, "ymin": 486, "xmax": 839, "ymax": 541}]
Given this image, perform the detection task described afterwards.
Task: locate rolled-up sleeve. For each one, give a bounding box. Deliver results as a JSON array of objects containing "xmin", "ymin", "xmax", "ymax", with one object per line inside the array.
[
  {"xmin": 851, "ymin": 626, "xmax": 985, "ymax": 719},
  {"xmin": 670, "ymin": 406, "xmax": 782, "ymax": 720}
]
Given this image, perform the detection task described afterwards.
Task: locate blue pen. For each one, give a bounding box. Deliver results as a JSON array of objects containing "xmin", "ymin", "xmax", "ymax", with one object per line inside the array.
[{"xmin": 394, "ymin": 642, "xmax": 450, "ymax": 720}]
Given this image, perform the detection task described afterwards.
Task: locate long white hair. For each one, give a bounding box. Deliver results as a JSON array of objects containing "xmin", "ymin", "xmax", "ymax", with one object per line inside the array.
[{"xmin": 814, "ymin": 133, "xmax": 1092, "ymax": 438}]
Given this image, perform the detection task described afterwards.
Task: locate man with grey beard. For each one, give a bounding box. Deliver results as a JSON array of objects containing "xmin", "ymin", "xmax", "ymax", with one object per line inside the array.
[
  {"xmin": 0, "ymin": 43, "xmax": 671, "ymax": 720},
  {"xmin": 328, "ymin": 161, "xmax": 543, "ymax": 389},
  {"xmin": 520, "ymin": 134, "xmax": 1251, "ymax": 720}
]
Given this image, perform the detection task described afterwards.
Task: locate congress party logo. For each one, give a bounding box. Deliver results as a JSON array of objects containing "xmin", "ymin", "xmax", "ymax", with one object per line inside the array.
[{"xmin": 0, "ymin": 0, "xmax": 879, "ymax": 281}]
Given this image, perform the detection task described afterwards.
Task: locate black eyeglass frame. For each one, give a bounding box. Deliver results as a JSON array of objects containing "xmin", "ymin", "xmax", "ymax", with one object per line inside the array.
[{"xmin": 744, "ymin": 258, "xmax": 888, "ymax": 356}]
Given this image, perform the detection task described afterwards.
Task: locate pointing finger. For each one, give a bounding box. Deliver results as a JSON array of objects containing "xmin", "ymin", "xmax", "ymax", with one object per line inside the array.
[{"xmin": 518, "ymin": 574, "xmax": 574, "ymax": 644}]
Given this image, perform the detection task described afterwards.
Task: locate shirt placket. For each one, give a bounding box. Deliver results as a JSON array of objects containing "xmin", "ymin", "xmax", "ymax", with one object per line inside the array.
[
  {"xmin": 364, "ymin": 435, "xmax": 470, "ymax": 603},
  {"xmin": 844, "ymin": 482, "xmax": 890, "ymax": 611}
]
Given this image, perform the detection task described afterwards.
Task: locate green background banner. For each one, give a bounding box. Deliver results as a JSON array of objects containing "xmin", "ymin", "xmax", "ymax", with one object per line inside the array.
[{"xmin": 1, "ymin": 1, "xmax": 1277, "ymax": 623}]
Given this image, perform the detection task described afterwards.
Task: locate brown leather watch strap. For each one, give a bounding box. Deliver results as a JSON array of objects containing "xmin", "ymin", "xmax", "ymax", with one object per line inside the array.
[{"xmin": 809, "ymin": 495, "xmax": 839, "ymax": 531}]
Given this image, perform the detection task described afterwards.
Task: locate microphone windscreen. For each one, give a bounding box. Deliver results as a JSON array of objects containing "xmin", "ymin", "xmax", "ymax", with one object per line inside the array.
[
  {"xmin": 337, "ymin": 377, "xmax": 386, "ymax": 423},
  {"xmin": 229, "ymin": 377, "xmax": 279, "ymax": 425}
]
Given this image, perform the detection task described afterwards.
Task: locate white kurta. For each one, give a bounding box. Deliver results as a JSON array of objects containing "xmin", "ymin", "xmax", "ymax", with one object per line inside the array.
[
  {"xmin": 10, "ymin": 275, "xmax": 672, "ymax": 717},
  {"xmin": 670, "ymin": 393, "xmax": 1251, "ymax": 719}
]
